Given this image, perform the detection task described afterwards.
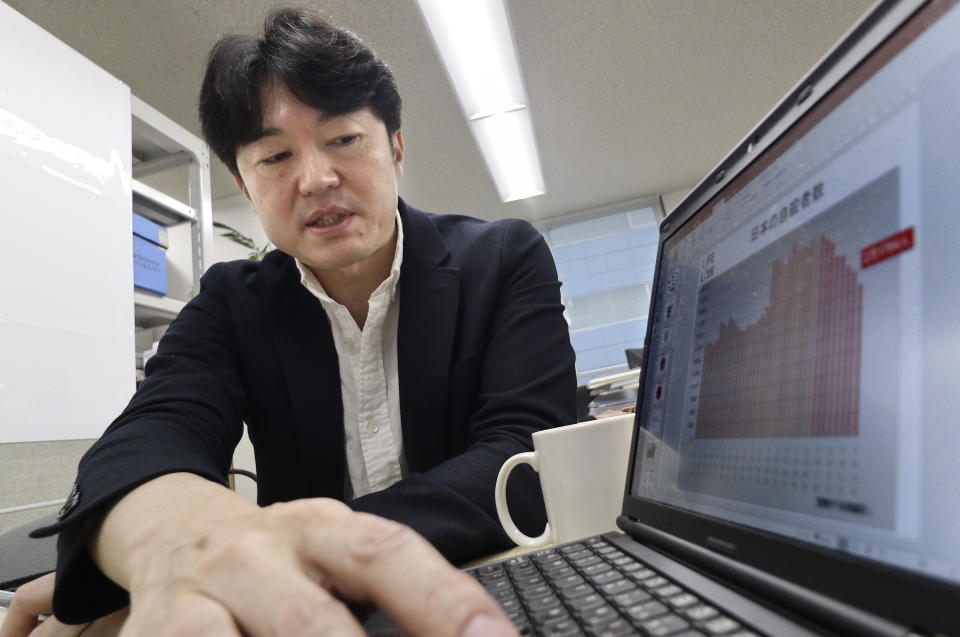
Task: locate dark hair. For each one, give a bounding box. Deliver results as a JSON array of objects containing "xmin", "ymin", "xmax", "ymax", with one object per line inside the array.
[{"xmin": 198, "ymin": 7, "xmax": 402, "ymax": 178}]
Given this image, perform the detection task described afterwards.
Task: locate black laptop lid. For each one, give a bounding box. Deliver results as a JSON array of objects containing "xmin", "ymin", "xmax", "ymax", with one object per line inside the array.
[{"xmin": 623, "ymin": 0, "xmax": 960, "ymax": 633}]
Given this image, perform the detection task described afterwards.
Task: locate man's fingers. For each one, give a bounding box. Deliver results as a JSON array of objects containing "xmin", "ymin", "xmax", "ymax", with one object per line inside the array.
[
  {"xmin": 120, "ymin": 591, "xmax": 238, "ymax": 637},
  {"xmin": 73, "ymin": 608, "xmax": 128, "ymax": 637},
  {"xmin": 286, "ymin": 501, "xmax": 516, "ymax": 637},
  {"xmin": 6, "ymin": 572, "xmax": 55, "ymax": 617},
  {"xmin": 191, "ymin": 541, "xmax": 367, "ymax": 637},
  {"xmin": 0, "ymin": 573, "xmax": 55, "ymax": 637},
  {"xmin": 23, "ymin": 617, "xmax": 88, "ymax": 637}
]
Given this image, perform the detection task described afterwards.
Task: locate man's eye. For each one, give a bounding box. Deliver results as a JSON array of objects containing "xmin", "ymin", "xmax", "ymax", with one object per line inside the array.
[
  {"xmin": 334, "ymin": 135, "xmax": 359, "ymax": 146},
  {"xmin": 262, "ymin": 151, "xmax": 290, "ymax": 165}
]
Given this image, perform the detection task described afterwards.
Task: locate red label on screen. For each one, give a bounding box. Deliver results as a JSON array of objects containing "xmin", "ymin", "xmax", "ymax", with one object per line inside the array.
[{"xmin": 861, "ymin": 227, "xmax": 914, "ymax": 268}]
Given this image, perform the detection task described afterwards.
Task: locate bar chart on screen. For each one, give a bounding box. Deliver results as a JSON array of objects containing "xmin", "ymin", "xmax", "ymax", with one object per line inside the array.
[{"xmin": 673, "ymin": 168, "xmax": 905, "ymax": 528}]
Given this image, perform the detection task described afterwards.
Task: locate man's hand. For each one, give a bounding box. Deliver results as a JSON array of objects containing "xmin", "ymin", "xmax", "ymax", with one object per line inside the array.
[
  {"xmin": 0, "ymin": 573, "xmax": 127, "ymax": 637},
  {"xmin": 90, "ymin": 473, "xmax": 515, "ymax": 636}
]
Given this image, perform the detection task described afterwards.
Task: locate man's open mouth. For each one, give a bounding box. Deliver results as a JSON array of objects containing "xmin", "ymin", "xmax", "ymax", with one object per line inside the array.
[{"xmin": 307, "ymin": 213, "xmax": 348, "ymax": 227}]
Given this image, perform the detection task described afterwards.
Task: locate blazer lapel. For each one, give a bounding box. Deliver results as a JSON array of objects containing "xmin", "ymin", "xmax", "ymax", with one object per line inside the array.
[
  {"xmin": 263, "ymin": 255, "xmax": 346, "ymax": 499},
  {"xmin": 397, "ymin": 203, "xmax": 460, "ymax": 471}
]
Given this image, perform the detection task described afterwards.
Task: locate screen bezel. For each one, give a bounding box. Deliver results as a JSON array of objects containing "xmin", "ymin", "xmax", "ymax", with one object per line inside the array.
[{"xmin": 622, "ymin": 0, "xmax": 960, "ymax": 633}]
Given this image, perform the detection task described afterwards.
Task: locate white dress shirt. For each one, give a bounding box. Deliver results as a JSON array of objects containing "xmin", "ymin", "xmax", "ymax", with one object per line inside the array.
[{"xmin": 295, "ymin": 211, "xmax": 407, "ymax": 499}]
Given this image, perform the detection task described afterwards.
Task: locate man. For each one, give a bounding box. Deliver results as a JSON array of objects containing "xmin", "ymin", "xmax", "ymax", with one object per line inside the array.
[{"xmin": 4, "ymin": 6, "xmax": 576, "ymax": 636}]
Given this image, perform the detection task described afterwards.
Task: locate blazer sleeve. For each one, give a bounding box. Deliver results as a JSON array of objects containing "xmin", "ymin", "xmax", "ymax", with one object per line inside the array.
[
  {"xmin": 350, "ymin": 219, "xmax": 577, "ymax": 563},
  {"xmin": 36, "ymin": 263, "xmax": 249, "ymax": 623}
]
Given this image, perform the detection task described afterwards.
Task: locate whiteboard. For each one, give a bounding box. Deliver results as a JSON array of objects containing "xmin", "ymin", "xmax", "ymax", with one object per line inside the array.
[{"xmin": 0, "ymin": 2, "xmax": 135, "ymax": 442}]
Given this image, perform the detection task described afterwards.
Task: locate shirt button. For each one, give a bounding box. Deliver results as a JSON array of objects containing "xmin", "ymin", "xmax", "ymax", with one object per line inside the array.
[
  {"xmin": 370, "ymin": 424, "xmax": 380, "ymax": 434},
  {"xmin": 344, "ymin": 337, "xmax": 354, "ymax": 346}
]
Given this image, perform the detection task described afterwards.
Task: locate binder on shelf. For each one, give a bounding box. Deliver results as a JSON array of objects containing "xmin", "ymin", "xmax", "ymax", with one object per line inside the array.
[
  {"xmin": 132, "ymin": 212, "xmax": 168, "ymax": 295},
  {"xmin": 132, "ymin": 211, "xmax": 169, "ymax": 248}
]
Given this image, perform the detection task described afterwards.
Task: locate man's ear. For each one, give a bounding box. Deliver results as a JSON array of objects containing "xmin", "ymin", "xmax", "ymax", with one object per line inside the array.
[
  {"xmin": 393, "ymin": 130, "xmax": 404, "ymax": 177},
  {"xmin": 234, "ymin": 174, "xmax": 250, "ymax": 200}
]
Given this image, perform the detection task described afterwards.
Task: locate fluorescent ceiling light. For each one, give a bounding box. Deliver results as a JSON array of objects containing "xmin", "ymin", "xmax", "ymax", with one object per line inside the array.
[
  {"xmin": 469, "ymin": 110, "xmax": 544, "ymax": 202},
  {"xmin": 416, "ymin": 0, "xmax": 545, "ymax": 202}
]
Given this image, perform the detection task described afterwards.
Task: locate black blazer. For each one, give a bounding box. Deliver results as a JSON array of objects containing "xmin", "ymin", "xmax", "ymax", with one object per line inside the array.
[{"xmin": 43, "ymin": 200, "xmax": 577, "ymax": 622}]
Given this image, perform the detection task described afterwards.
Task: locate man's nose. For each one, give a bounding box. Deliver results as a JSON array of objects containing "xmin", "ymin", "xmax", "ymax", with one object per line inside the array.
[{"xmin": 297, "ymin": 148, "xmax": 340, "ymax": 195}]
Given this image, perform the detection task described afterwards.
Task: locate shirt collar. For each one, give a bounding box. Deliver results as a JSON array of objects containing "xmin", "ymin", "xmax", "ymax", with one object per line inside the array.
[{"xmin": 295, "ymin": 208, "xmax": 403, "ymax": 304}]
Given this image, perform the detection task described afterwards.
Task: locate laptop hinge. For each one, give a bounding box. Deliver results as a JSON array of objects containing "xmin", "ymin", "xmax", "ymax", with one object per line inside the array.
[{"xmin": 617, "ymin": 515, "xmax": 922, "ymax": 637}]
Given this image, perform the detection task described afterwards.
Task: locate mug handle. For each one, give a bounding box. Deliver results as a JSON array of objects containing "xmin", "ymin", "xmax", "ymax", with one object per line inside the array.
[{"xmin": 495, "ymin": 452, "xmax": 553, "ymax": 547}]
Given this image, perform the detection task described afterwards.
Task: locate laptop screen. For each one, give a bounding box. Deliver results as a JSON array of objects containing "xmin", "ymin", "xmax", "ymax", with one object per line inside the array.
[{"xmin": 630, "ymin": 0, "xmax": 960, "ymax": 588}]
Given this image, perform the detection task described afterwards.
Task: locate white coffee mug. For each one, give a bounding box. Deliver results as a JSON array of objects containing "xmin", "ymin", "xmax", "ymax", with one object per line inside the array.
[{"xmin": 495, "ymin": 414, "xmax": 635, "ymax": 547}]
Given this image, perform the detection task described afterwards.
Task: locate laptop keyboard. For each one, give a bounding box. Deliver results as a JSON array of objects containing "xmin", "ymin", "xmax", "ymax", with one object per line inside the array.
[{"xmin": 467, "ymin": 535, "xmax": 764, "ymax": 637}]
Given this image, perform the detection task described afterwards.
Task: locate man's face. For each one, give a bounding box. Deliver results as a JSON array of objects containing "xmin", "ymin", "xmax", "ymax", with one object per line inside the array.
[{"xmin": 235, "ymin": 84, "xmax": 403, "ymax": 276}]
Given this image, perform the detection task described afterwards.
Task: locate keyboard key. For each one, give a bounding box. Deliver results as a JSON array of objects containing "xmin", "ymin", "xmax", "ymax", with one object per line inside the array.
[
  {"xmin": 561, "ymin": 542, "xmax": 588, "ymax": 553},
  {"xmin": 519, "ymin": 584, "xmax": 553, "ymax": 600},
  {"xmin": 589, "ymin": 618, "xmax": 635, "ymax": 637},
  {"xmin": 625, "ymin": 565, "xmax": 657, "ymax": 579},
  {"xmin": 490, "ymin": 587, "xmax": 518, "ymax": 602},
  {"xmin": 573, "ymin": 554, "xmax": 603, "ymax": 568},
  {"xmin": 513, "ymin": 574, "xmax": 546, "ymax": 590},
  {"xmin": 685, "ymin": 604, "xmax": 719, "ymax": 622},
  {"xmin": 641, "ymin": 613, "xmax": 690, "ymax": 636},
  {"xmin": 585, "ymin": 536, "xmax": 606, "ymax": 546},
  {"xmin": 590, "ymin": 570, "xmax": 624, "ymax": 586},
  {"xmin": 530, "ymin": 605, "xmax": 570, "ymax": 624},
  {"xmin": 541, "ymin": 617, "xmax": 582, "ymax": 636},
  {"xmin": 566, "ymin": 548, "xmax": 593, "ymax": 560},
  {"xmin": 582, "ymin": 562, "xmax": 614, "ymax": 577},
  {"xmin": 672, "ymin": 632, "xmax": 708, "ymax": 637},
  {"xmin": 595, "ymin": 544, "xmax": 620, "ymax": 555},
  {"xmin": 477, "ymin": 569, "xmax": 507, "ymax": 583},
  {"xmin": 667, "ymin": 593, "xmax": 699, "ymax": 609},
  {"xmin": 610, "ymin": 588, "xmax": 652, "ymax": 608},
  {"xmin": 623, "ymin": 599, "xmax": 669, "ymax": 622},
  {"xmin": 483, "ymin": 578, "xmax": 512, "ymax": 592},
  {"xmin": 611, "ymin": 555, "xmax": 636, "ymax": 566},
  {"xmin": 641, "ymin": 576, "xmax": 669, "ymax": 589},
  {"xmin": 508, "ymin": 609, "xmax": 532, "ymax": 633},
  {"xmin": 548, "ymin": 566, "xmax": 577, "ymax": 579},
  {"xmin": 539, "ymin": 558, "xmax": 567, "ymax": 571},
  {"xmin": 506, "ymin": 556, "xmax": 532, "ymax": 569},
  {"xmin": 581, "ymin": 603, "xmax": 620, "ymax": 625},
  {"xmin": 727, "ymin": 631, "xmax": 761, "ymax": 637},
  {"xmin": 499, "ymin": 597, "xmax": 523, "ymax": 614},
  {"xmin": 568, "ymin": 593, "xmax": 605, "ymax": 612},
  {"xmin": 552, "ymin": 573, "xmax": 585, "ymax": 589},
  {"xmin": 702, "ymin": 616, "xmax": 741, "ymax": 634},
  {"xmin": 559, "ymin": 582, "xmax": 595, "ymax": 600},
  {"xmin": 477, "ymin": 564, "xmax": 504, "ymax": 575},
  {"xmin": 526, "ymin": 593, "xmax": 562, "ymax": 613},
  {"xmin": 652, "ymin": 584, "xmax": 683, "ymax": 598},
  {"xmin": 600, "ymin": 579, "xmax": 636, "ymax": 596}
]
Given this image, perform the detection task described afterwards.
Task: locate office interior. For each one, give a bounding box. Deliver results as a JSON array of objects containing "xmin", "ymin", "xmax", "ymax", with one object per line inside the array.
[{"xmin": 0, "ymin": 0, "xmax": 874, "ymax": 541}]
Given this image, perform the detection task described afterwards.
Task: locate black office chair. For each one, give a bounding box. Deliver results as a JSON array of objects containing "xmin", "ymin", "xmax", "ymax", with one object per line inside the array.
[{"xmin": 0, "ymin": 513, "xmax": 58, "ymax": 590}]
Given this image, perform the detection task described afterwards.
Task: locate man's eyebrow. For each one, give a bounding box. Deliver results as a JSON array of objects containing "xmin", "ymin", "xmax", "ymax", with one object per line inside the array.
[
  {"xmin": 246, "ymin": 127, "xmax": 283, "ymax": 145},
  {"xmin": 245, "ymin": 113, "xmax": 341, "ymax": 146}
]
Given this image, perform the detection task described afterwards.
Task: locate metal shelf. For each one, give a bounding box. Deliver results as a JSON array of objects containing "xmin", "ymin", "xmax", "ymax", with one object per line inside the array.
[
  {"xmin": 129, "ymin": 95, "xmax": 211, "ymax": 336},
  {"xmin": 134, "ymin": 290, "xmax": 186, "ymax": 327},
  {"xmin": 132, "ymin": 178, "xmax": 196, "ymax": 225}
]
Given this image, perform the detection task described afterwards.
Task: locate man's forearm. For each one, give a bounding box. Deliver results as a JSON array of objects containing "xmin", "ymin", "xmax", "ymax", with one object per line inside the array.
[{"xmin": 90, "ymin": 472, "xmax": 258, "ymax": 590}]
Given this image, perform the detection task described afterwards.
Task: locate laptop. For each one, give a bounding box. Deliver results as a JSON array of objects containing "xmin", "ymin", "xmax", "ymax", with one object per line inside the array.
[{"xmin": 464, "ymin": 0, "xmax": 960, "ymax": 635}]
